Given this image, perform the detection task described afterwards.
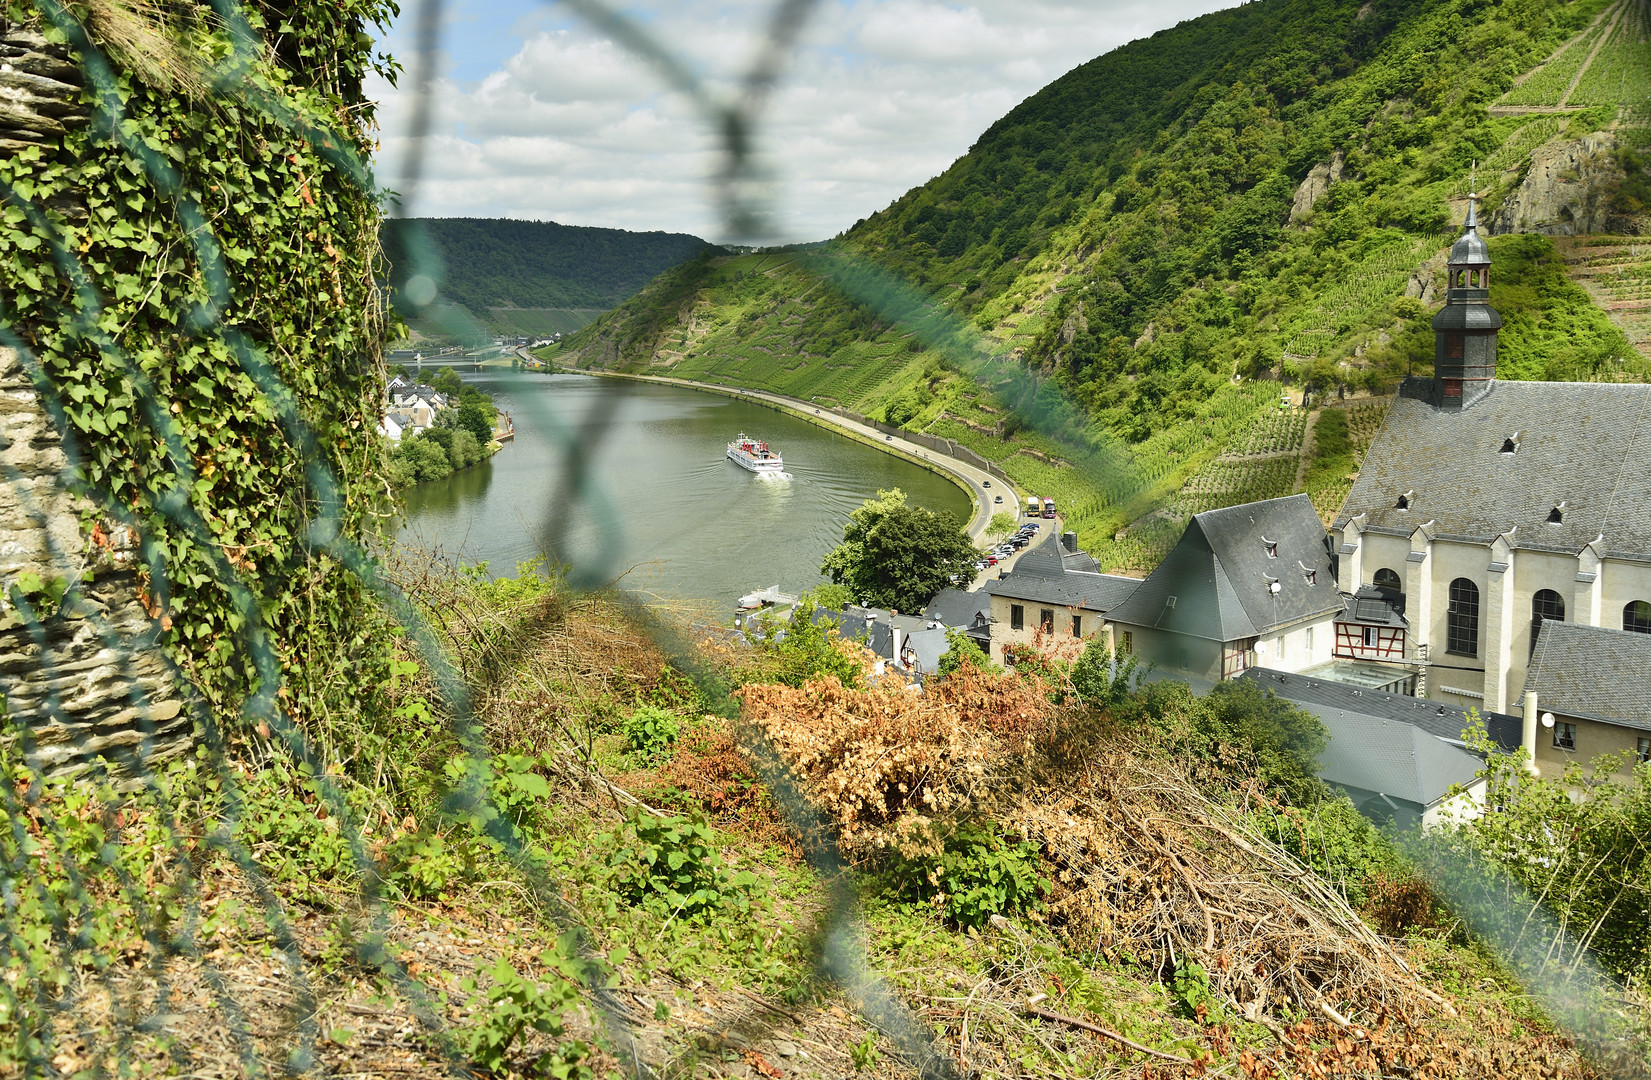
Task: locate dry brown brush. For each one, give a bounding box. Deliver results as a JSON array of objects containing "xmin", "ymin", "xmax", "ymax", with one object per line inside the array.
[{"xmin": 741, "ymin": 657, "xmax": 1490, "ymax": 1037}]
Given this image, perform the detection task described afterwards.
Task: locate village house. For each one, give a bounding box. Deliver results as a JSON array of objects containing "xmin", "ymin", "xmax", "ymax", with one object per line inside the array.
[
  {"xmin": 1331, "ymin": 197, "xmax": 1651, "ymax": 744},
  {"xmin": 1104, "ymin": 494, "xmax": 1343, "ymax": 681},
  {"xmin": 384, "ymin": 373, "xmax": 450, "ymax": 437},
  {"xmin": 1518, "ymin": 621, "xmax": 1651, "ymax": 778},
  {"xmin": 1240, "ymin": 668, "xmax": 1521, "ymax": 828},
  {"xmin": 983, "ymin": 532, "xmax": 1140, "ymax": 664}
]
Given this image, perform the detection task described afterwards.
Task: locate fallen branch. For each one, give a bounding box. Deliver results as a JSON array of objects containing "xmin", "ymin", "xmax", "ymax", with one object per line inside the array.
[{"xmin": 1023, "ymin": 1004, "xmax": 1193, "ymax": 1064}]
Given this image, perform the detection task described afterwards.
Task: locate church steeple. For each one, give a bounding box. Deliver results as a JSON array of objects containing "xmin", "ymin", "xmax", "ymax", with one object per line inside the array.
[{"xmin": 1430, "ymin": 189, "xmax": 1501, "ymax": 408}]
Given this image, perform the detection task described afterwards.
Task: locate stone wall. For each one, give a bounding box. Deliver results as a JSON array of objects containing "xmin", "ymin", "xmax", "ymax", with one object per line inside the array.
[
  {"xmin": 1, "ymin": 19, "xmax": 193, "ymax": 782},
  {"xmin": 0, "ymin": 354, "xmax": 193, "ymax": 783}
]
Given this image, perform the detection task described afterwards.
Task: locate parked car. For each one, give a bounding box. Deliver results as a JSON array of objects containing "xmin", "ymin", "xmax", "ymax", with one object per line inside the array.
[{"xmin": 994, "ymin": 495, "xmax": 1003, "ymax": 503}]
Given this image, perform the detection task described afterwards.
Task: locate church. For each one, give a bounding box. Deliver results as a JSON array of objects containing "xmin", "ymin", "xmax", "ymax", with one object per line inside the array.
[{"xmin": 1332, "ymin": 195, "xmax": 1651, "ymax": 769}]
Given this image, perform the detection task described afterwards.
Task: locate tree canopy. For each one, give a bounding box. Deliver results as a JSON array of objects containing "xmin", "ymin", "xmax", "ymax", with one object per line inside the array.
[{"xmin": 820, "ymin": 489, "xmax": 977, "ymax": 613}]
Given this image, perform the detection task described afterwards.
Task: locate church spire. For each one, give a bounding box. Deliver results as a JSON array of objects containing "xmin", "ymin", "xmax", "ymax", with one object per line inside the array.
[{"xmin": 1429, "ymin": 184, "xmax": 1500, "ymax": 409}]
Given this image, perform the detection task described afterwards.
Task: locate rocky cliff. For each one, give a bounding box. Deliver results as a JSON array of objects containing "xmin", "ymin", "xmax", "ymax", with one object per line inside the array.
[{"xmin": 1491, "ymin": 131, "xmax": 1647, "ymax": 236}]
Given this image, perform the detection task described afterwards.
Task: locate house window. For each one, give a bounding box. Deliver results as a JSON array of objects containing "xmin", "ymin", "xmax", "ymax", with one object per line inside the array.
[
  {"xmin": 1373, "ymin": 568, "xmax": 1402, "ymax": 592},
  {"xmin": 1446, "ymin": 578, "xmax": 1479, "ymax": 656},
  {"xmin": 1071, "ymin": 614, "xmax": 1082, "ymax": 638},
  {"xmin": 1039, "ymin": 609, "xmax": 1054, "ymax": 632},
  {"xmin": 1118, "ymin": 630, "xmax": 1133, "ymax": 655},
  {"xmin": 1639, "ymin": 737, "xmax": 1650, "ymax": 764},
  {"xmin": 1531, "ymin": 589, "xmax": 1565, "ymax": 656},
  {"xmin": 1010, "ymin": 604, "xmax": 1024, "ymax": 631},
  {"xmin": 1553, "ymin": 722, "xmax": 1576, "ymax": 751},
  {"xmin": 1625, "ymin": 601, "xmax": 1651, "ymax": 635},
  {"xmin": 1275, "ymin": 636, "xmax": 1285, "ymax": 660},
  {"xmin": 1444, "ymin": 378, "xmax": 1462, "ymax": 397},
  {"xmin": 1305, "ymin": 626, "xmax": 1314, "ymax": 652},
  {"xmin": 1362, "ymin": 626, "xmax": 1377, "ymax": 648},
  {"xmin": 1445, "ymin": 333, "xmax": 1464, "ymax": 358}
]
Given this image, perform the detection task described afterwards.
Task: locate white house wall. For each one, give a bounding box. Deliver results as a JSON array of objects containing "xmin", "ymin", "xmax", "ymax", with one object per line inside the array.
[{"xmin": 1333, "ymin": 525, "xmax": 1651, "ymax": 713}]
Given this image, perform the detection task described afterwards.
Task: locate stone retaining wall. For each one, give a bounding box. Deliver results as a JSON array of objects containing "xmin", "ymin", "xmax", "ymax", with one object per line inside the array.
[{"xmin": 0, "ymin": 346, "xmax": 194, "ymax": 782}]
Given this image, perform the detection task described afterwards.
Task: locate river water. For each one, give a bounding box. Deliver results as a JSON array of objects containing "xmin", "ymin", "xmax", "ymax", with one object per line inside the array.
[{"xmin": 396, "ymin": 373, "xmax": 972, "ymax": 616}]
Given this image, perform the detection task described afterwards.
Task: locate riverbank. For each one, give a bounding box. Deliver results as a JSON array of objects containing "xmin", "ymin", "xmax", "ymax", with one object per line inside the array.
[{"xmin": 580, "ymin": 369, "xmax": 1001, "ymax": 542}]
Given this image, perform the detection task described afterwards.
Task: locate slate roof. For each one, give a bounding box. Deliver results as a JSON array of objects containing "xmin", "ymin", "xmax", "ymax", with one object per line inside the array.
[
  {"xmin": 901, "ymin": 627, "xmax": 951, "ymax": 675},
  {"xmin": 1315, "ymin": 712, "xmax": 1485, "ymax": 809},
  {"xmin": 1339, "ymin": 585, "xmax": 1406, "ymax": 628},
  {"xmin": 1336, "ymin": 382, "xmax": 1651, "ymax": 557},
  {"xmin": 985, "ymin": 534, "xmax": 1141, "ymax": 611},
  {"xmin": 1239, "ymin": 667, "xmax": 1521, "ymax": 750},
  {"xmin": 1521, "ymin": 621, "xmax": 1651, "ymax": 732},
  {"xmin": 924, "ymin": 589, "xmax": 990, "ymax": 630},
  {"xmin": 1106, "ymin": 494, "xmax": 1342, "ymax": 642}
]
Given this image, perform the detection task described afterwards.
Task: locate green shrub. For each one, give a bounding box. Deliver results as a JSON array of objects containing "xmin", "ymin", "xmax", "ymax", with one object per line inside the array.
[
  {"xmin": 1260, "ymin": 796, "xmax": 1414, "ymax": 910},
  {"xmin": 454, "ymin": 948, "xmax": 594, "ymax": 1078},
  {"xmin": 881, "ymin": 820, "xmax": 1049, "ymax": 930},
  {"xmin": 622, "ymin": 705, "xmax": 681, "ymax": 761},
  {"xmin": 603, "ymin": 810, "xmax": 756, "ymax": 923}
]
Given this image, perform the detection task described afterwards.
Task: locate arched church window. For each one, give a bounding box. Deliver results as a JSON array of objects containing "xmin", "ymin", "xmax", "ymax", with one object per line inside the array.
[
  {"xmin": 1531, "ymin": 589, "xmax": 1565, "ymax": 656},
  {"xmin": 1625, "ymin": 601, "xmax": 1651, "ymax": 635},
  {"xmin": 1373, "ymin": 568, "xmax": 1402, "ymax": 592},
  {"xmin": 1447, "ymin": 578, "xmax": 1479, "ymax": 656}
]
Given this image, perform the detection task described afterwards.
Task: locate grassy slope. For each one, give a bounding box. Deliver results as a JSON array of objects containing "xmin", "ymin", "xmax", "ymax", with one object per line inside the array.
[
  {"xmin": 562, "ymin": 0, "xmax": 1645, "ymax": 568},
  {"xmin": 29, "ymin": 567, "xmax": 1617, "ymax": 1077}
]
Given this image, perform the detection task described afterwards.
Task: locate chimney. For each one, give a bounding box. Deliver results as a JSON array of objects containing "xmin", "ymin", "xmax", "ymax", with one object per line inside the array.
[
  {"xmin": 1521, "ymin": 691, "xmax": 1539, "ymax": 775},
  {"xmin": 1062, "ymin": 531, "xmax": 1077, "ymax": 553}
]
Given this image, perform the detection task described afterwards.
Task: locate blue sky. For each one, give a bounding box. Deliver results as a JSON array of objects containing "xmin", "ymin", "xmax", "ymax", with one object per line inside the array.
[{"xmin": 367, "ymin": 0, "xmax": 1240, "ymax": 243}]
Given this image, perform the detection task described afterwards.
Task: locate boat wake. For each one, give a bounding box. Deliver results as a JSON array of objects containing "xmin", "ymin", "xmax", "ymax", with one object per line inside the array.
[{"xmin": 756, "ymin": 470, "xmax": 794, "ymax": 483}]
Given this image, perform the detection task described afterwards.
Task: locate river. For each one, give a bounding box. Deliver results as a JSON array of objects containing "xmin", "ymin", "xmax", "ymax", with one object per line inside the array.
[{"xmin": 396, "ymin": 373, "xmax": 973, "ymax": 617}]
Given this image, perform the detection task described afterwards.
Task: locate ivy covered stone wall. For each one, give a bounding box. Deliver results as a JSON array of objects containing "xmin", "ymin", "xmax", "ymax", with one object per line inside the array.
[{"xmin": 0, "ymin": 0, "xmax": 401, "ymax": 779}]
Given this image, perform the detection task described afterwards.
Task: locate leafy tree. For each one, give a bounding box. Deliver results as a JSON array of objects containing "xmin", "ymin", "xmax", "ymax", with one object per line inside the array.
[
  {"xmin": 986, "ymin": 511, "xmax": 1018, "ymax": 542},
  {"xmin": 748, "ymin": 600, "xmax": 865, "ymax": 689},
  {"xmin": 391, "ymin": 435, "xmax": 452, "ymax": 484},
  {"xmin": 936, "ymin": 628, "xmax": 996, "ymax": 678},
  {"xmin": 820, "ymin": 489, "xmax": 977, "ymax": 613},
  {"xmin": 436, "ymin": 400, "xmax": 495, "ymax": 445}
]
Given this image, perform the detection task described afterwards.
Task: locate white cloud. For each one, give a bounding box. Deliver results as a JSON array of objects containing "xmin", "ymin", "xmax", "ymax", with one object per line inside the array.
[{"xmin": 368, "ymin": 0, "xmax": 1240, "ymax": 241}]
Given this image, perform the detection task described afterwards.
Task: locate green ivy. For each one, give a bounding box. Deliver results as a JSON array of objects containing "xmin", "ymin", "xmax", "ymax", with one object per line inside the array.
[{"xmin": 0, "ymin": 0, "xmax": 402, "ymax": 756}]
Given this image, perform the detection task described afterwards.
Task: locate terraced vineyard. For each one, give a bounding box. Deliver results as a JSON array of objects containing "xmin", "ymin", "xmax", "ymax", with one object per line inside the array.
[
  {"xmin": 1556, "ymin": 237, "xmax": 1651, "ymax": 363},
  {"xmin": 1570, "ymin": 0, "xmax": 1651, "ymax": 107},
  {"xmin": 1494, "ymin": 0, "xmax": 1647, "ymax": 111},
  {"xmin": 1498, "ymin": 0, "xmax": 1619, "ymax": 107},
  {"xmin": 1308, "ymin": 399, "xmax": 1392, "ymax": 524}
]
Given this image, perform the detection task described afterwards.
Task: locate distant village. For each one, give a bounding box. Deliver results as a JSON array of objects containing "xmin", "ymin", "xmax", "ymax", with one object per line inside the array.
[{"xmin": 752, "ymin": 202, "xmax": 1651, "ymax": 831}]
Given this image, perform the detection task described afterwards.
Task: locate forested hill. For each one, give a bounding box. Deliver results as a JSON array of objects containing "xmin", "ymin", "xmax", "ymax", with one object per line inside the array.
[
  {"xmin": 383, "ymin": 218, "xmax": 719, "ymax": 326},
  {"xmin": 563, "ymin": 0, "xmax": 1649, "ymax": 566}
]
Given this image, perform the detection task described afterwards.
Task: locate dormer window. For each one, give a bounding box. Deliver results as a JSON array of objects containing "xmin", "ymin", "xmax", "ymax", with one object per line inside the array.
[
  {"xmin": 1299, "ymin": 561, "xmax": 1317, "ymax": 586},
  {"xmin": 1165, "ymin": 595, "xmax": 1178, "ymax": 609},
  {"xmin": 1262, "ymin": 537, "xmax": 1278, "ymax": 558},
  {"xmin": 1547, "ymin": 502, "xmax": 1566, "ymax": 524},
  {"xmin": 1499, "ymin": 432, "xmax": 1522, "ymax": 455},
  {"xmin": 1395, "ymin": 490, "xmax": 1412, "ymax": 511}
]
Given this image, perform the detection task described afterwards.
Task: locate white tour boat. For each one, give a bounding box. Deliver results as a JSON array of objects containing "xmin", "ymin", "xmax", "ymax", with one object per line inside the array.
[{"xmin": 726, "ymin": 433, "xmax": 784, "ymax": 473}]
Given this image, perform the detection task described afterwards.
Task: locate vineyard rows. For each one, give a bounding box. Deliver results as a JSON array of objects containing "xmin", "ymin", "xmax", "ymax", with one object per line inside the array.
[
  {"xmin": 1447, "ymin": 117, "xmax": 1564, "ymax": 198},
  {"xmin": 1499, "ymin": 8, "xmax": 1611, "ymax": 107},
  {"xmin": 1225, "ymin": 409, "xmax": 1309, "ymax": 456},
  {"xmin": 1278, "ymin": 238, "xmax": 1438, "ymax": 346},
  {"xmin": 1344, "ymin": 399, "xmax": 1392, "ymax": 449},
  {"xmin": 1571, "ymin": 1, "xmax": 1651, "ymax": 106}
]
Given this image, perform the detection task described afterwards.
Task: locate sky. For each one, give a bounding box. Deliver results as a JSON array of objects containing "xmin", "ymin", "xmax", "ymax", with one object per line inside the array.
[{"xmin": 366, "ymin": 0, "xmax": 1240, "ymax": 244}]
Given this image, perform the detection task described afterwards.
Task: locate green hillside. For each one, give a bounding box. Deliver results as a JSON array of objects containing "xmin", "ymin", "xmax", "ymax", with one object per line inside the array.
[
  {"xmin": 563, "ymin": 0, "xmax": 1649, "ymax": 567},
  {"xmin": 382, "ymin": 217, "xmax": 719, "ymax": 333}
]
